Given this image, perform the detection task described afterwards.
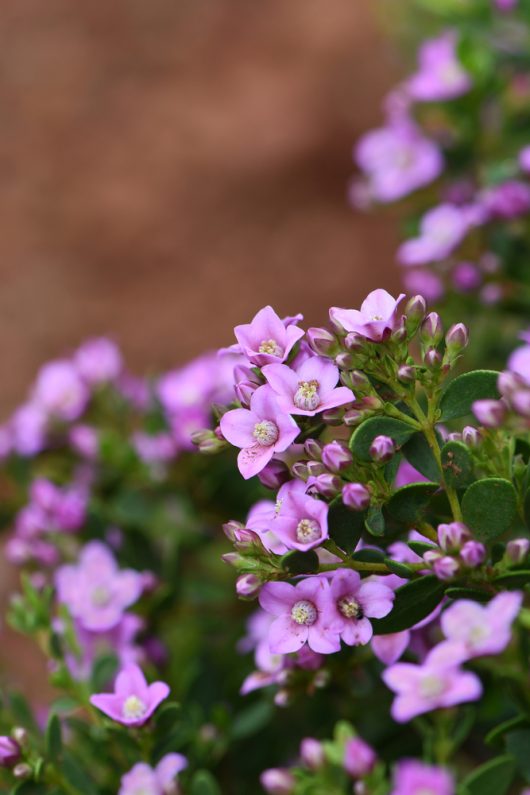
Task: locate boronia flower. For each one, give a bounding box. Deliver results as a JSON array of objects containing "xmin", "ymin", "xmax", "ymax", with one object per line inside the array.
[
  {"xmin": 390, "ymin": 760, "xmax": 454, "ymax": 795},
  {"xmin": 407, "ymin": 31, "xmax": 472, "ymax": 102},
  {"xmin": 234, "ymin": 306, "xmax": 305, "ymax": 367},
  {"xmin": 397, "ymin": 204, "xmax": 473, "ymax": 266},
  {"xmin": 258, "ymin": 577, "xmax": 340, "ymax": 655},
  {"xmin": 330, "ymin": 289, "xmax": 405, "ymax": 342},
  {"xmin": 327, "ymin": 569, "xmax": 394, "ymax": 645},
  {"xmin": 273, "ymin": 479, "xmax": 329, "ymax": 551},
  {"xmin": 220, "ymin": 385, "xmax": 299, "ymax": 479},
  {"xmin": 119, "ymin": 753, "xmax": 187, "ymax": 795},
  {"xmin": 90, "ymin": 663, "xmax": 169, "ymax": 727},
  {"xmin": 32, "ymin": 359, "xmax": 88, "ymax": 422},
  {"xmin": 262, "ymin": 356, "xmax": 353, "ymax": 416},
  {"xmin": 438, "ymin": 591, "xmax": 522, "ymax": 660}
]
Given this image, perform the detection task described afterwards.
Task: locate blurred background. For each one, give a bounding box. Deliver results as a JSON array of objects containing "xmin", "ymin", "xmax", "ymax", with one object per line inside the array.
[{"xmin": 0, "ymin": 0, "xmax": 402, "ymax": 414}]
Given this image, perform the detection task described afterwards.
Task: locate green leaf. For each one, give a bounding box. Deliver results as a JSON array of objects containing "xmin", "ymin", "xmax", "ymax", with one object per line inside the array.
[
  {"xmin": 461, "ymin": 754, "xmax": 516, "ymax": 795},
  {"xmin": 462, "ymin": 479, "xmax": 517, "ymax": 542},
  {"xmin": 383, "ymin": 558, "xmax": 415, "ymax": 578},
  {"xmin": 351, "ymin": 547, "xmax": 385, "ymax": 563},
  {"xmin": 231, "ymin": 701, "xmax": 273, "ymax": 740},
  {"xmin": 439, "ymin": 370, "xmax": 500, "ymax": 422},
  {"xmin": 446, "ymin": 587, "xmax": 491, "ymax": 602},
  {"xmin": 402, "ymin": 432, "xmax": 440, "ymax": 482},
  {"xmin": 191, "ymin": 771, "xmax": 222, "ymax": 795},
  {"xmin": 364, "ymin": 506, "xmax": 385, "ymax": 537},
  {"xmin": 493, "ymin": 570, "xmax": 530, "ymax": 589},
  {"xmin": 281, "ymin": 550, "xmax": 320, "ymax": 575},
  {"xmin": 328, "ymin": 501, "xmax": 364, "ymax": 554},
  {"xmin": 372, "ymin": 576, "xmax": 445, "ymax": 634},
  {"xmin": 154, "ymin": 702, "xmax": 181, "ymax": 736},
  {"xmin": 505, "ymin": 729, "xmax": 530, "ymax": 781},
  {"xmin": 62, "ymin": 753, "xmax": 99, "ymax": 795},
  {"xmin": 408, "ymin": 541, "xmax": 436, "ymax": 556},
  {"xmin": 350, "ymin": 418, "xmax": 416, "ymax": 461},
  {"xmin": 45, "ymin": 713, "xmax": 62, "ymax": 762},
  {"xmin": 486, "ymin": 715, "xmax": 530, "ymax": 745},
  {"xmin": 90, "ymin": 652, "xmax": 119, "ymax": 693},
  {"xmin": 441, "ymin": 441, "xmax": 475, "ymax": 488},
  {"xmin": 387, "ymin": 483, "xmax": 439, "ymax": 525}
]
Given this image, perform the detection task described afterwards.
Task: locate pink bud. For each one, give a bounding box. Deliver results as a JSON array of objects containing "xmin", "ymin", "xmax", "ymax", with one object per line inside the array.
[
  {"xmin": 445, "ymin": 323, "xmax": 469, "ymax": 353},
  {"xmin": 405, "ymin": 295, "xmax": 427, "ymax": 332},
  {"xmin": 235, "ymin": 381, "xmax": 257, "ymax": 407},
  {"xmin": 433, "ymin": 556, "xmax": 460, "ymax": 581},
  {"xmin": 424, "ymin": 348, "xmax": 442, "ymax": 369},
  {"xmin": 397, "ymin": 365, "xmax": 415, "ymax": 383},
  {"xmin": 0, "ymin": 737, "xmax": 20, "ymax": 768},
  {"xmin": 300, "ymin": 738, "xmax": 325, "ymax": 770},
  {"xmin": 307, "ymin": 327, "xmax": 337, "ymax": 357},
  {"xmin": 344, "ymin": 332, "xmax": 366, "ymax": 353},
  {"xmin": 236, "ymin": 574, "xmax": 261, "ymax": 598},
  {"xmin": 258, "ymin": 459, "xmax": 290, "ymax": 489},
  {"xmin": 260, "ymin": 769, "xmax": 296, "ymax": 795},
  {"xmin": 462, "ymin": 426, "xmax": 481, "ymax": 447},
  {"xmin": 369, "ymin": 435, "xmax": 395, "ymax": 463},
  {"xmin": 344, "ymin": 737, "xmax": 376, "ymax": 778},
  {"xmin": 306, "ymin": 473, "xmax": 342, "ymax": 498},
  {"xmin": 304, "ymin": 439, "xmax": 323, "ymax": 461},
  {"xmin": 511, "ymin": 389, "xmax": 530, "ymax": 417},
  {"xmin": 437, "ymin": 522, "xmax": 470, "ymax": 553},
  {"xmin": 342, "ymin": 483, "xmax": 371, "ymax": 511},
  {"xmin": 506, "ymin": 538, "xmax": 530, "ymax": 564},
  {"xmin": 460, "ymin": 540, "xmax": 486, "ymax": 568},
  {"xmin": 322, "ymin": 441, "xmax": 352, "ymax": 472},
  {"xmin": 421, "ymin": 312, "xmax": 443, "ymax": 346},
  {"xmin": 473, "ymin": 399, "xmax": 506, "ymax": 427}
]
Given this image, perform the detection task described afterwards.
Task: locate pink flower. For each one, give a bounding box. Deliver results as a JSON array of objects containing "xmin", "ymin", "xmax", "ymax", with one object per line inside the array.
[
  {"xmin": 407, "ymin": 32, "xmax": 471, "ymax": 102},
  {"xmin": 273, "ymin": 480, "xmax": 329, "ymax": 551},
  {"xmin": 390, "ymin": 760, "xmax": 454, "ymax": 795},
  {"xmin": 371, "ymin": 631, "xmax": 410, "ymax": 665},
  {"xmin": 55, "ymin": 542, "xmax": 144, "ymax": 632},
  {"xmin": 343, "ymin": 737, "xmax": 376, "ymax": 777},
  {"xmin": 382, "ymin": 646, "xmax": 482, "ymax": 722},
  {"xmin": 438, "ymin": 591, "xmax": 522, "ymax": 659},
  {"xmin": 262, "ymin": 357, "xmax": 353, "ymax": 417},
  {"xmin": 32, "ymin": 360, "xmax": 88, "ymax": 422},
  {"xmin": 398, "ymin": 205, "xmax": 472, "ymax": 266},
  {"xmin": 119, "ymin": 754, "xmax": 187, "ymax": 795},
  {"xmin": 260, "ymin": 769, "xmax": 296, "ymax": 795},
  {"xmin": 355, "ymin": 119, "xmax": 444, "ymax": 203},
  {"xmin": 330, "ymin": 289, "xmax": 405, "ymax": 342},
  {"xmin": 258, "ymin": 577, "xmax": 340, "ymax": 655},
  {"xmin": 90, "ymin": 663, "xmax": 169, "ymax": 727},
  {"xmin": 328, "ymin": 570, "xmax": 394, "ymax": 645},
  {"xmin": 74, "ymin": 338, "xmax": 123, "ymax": 385},
  {"xmin": 234, "ymin": 306, "xmax": 304, "ymax": 367},
  {"xmin": 220, "ymin": 385, "xmax": 299, "ymax": 479},
  {"xmin": 0, "ymin": 737, "xmax": 21, "ymax": 768}
]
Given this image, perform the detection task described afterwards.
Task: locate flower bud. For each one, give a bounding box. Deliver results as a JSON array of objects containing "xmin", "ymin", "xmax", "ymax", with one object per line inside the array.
[
  {"xmin": 343, "ymin": 409, "xmax": 365, "ymax": 427},
  {"xmin": 405, "ymin": 295, "xmax": 427, "ymax": 334},
  {"xmin": 472, "ymin": 399, "xmax": 506, "ymax": 427},
  {"xmin": 307, "ymin": 460, "xmax": 326, "ymax": 477},
  {"xmin": 258, "ymin": 460, "xmax": 290, "ymax": 489},
  {"xmin": 0, "ymin": 737, "xmax": 21, "ymax": 768},
  {"xmin": 307, "ymin": 327, "xmax": 337, "ymax": 357},
  {"xmin": 335, "ymin": 352, "xmax": 357, "ymax": 370},
  {"xmin": 235, "ymin": 380, "xmax": 257, "ymax": 407},
  {"xmin": 260, "ymin": 769, "xmax": 296, "ymax": 795},
  {"xmin": 236, "ymin": 574, "xmax": 261, "ymax": 598},
  {"xmin": 234, "ymin": 364, "xmax": 260, "ymax": 385},
  {"xmin": 433, "ymin": 556, "xmax": 459, "ymax": 581},
  {"xmin": 191, "ymin": 429, "xmax": 228, "ymax": 454},
  {"xmin": 322, "ymin": 441, "xmax": 352, "ymax": 472},
  {"xmin": 274, "ymin": 690, "xmax": 290, "ymax": 708},
  {"xmin": 424, "ymin": 348, "xmax": 442, "ymax": 369},
  {"xmin": 462, "ymin": 425, "xmax": 481, "ymax": 447},
  {"xmin": 342, "ymin": 483, "xmax": 371, "ymax": 511},
  {"xmin": 498, "ymin": 370, "xmax": 524, "ymax": 397},
  {"xmin": 222, "ymin": 520, "xmax": 245, "ymax": 542},
  {"xmin": 11, "ymin": 728, "xmax": 27, "ymax": 747},
  {"xmin": 369, "ymin": 435, "xmax": 395, "ymax": 463},
  {"xmin": 447, "ymin": 432, "xmax": 462, "ymax": 442},
  {"xmin": 321, "ymin": 407, "xmax": 345, "ymax": 426},
  {"xmin": 437, "ymin": 522, "xmax": 470, "ymax": 553},
  {"xmin": 511, "ymin": 389, "xmax": 530, "ymax": 417},
  {"xmin": 304, "ymin": 438, "xmax": 323, "ymax": 461},
  {"xmin": 344, "ymin": 332, "xmax": 366, "ymax": 353},
  {"xmin": 306, "ymin": 473, "xmax": 342, "ymax": 498},
  {"xmin": 460, "ymin": 540, "xmax": 486, "ymax": 568},
  {"xmin": 420, "ymin": 312, "xmax": 443, "ymax": 346},
  {"xmin": 13, "ymin": 763, "xmax": 31, "ymax": 779},
  {"xmin": 344, "ymin": 737, "xmax": 376, "ymax": 778},
  {"xmin": 397, "ymin": 364, "xmax": 415, "ymax": 383},
  {"xmin": 300, "ymin": 738, "xmax": 325, "ymax": 770},
  {"xmin": 349, "ymin": 370, "xmax": 372, "ymax": 392},
  {"xmin": 445, "ymin": 323, "xmax": 469, "ymax": 354},
  {"xmin": 506, "ymin": 538, "xmax": 530, "ymax": 564},
  {"xmin": 292, "ymin": 462, "xmax": 309, "ymax": 480},
  {"xmin": 390, "ymin": 319, "xmax": 407, "ymax": 343}
]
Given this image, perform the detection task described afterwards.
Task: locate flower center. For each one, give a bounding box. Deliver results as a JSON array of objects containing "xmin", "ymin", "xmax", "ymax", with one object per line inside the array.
[
  {"xmin": 469, "ymin": 624, "xmax": 489, "ymax": 645},
  {"xmin": 258, "ymin": 339, "xmax": 282, "ymax": 357},
  {"xmin": 91, "ymin": 585, "xmax": 111, "ymax": 607},
  {"xmin": 370, "ymin": 314, "xmax": 383, "ymax": 321},
  {"xmin": 295, "ymin": 518, "xmax": 321, "ymax": 543},
  {"xmin": 294, "ymin": 380, "xmax": 320, "ymax": 411},
  {"xmin": 122, "ymin": 695, "xmax": 147, "ymax": 720},
  {"xmin": 290, "ymin": 599, "xmax": 317, "ymax": 626},
  {"xmin": 420, "ymin": 675, "xmax": 445, "ymax": 699},
  {"xmin": 253, "ymin": 420, "xmax": 279, "ymax": 446},
  {"xmin": 338, "ymin": 595, "xmax": 363, "ymax": 619}
]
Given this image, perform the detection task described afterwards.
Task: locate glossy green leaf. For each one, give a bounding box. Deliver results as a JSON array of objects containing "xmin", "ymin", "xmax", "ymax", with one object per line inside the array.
[
  {"xmin": 383, "ymin": 558, "xmax": 415, "ymax": 578},
  {"xmin": 493, "ymin": 570, "xmax": 530, "ymax": 589},
  {"xmin": 45, "ymin": 713, "xmax": 62, "ymax": 762},
  {"xmin": 364, "ymin": 506, "xmax": 385, "ymax": 537},
  {"xmin": 402, "ymin": 432, "xmax": 440, "ymax": 482},
  {"xmin": 462, "ymin": 479, "xmax": 517, "ymax": 542},
  {"xmin": 328, "ymin": 501, "xmax": 364, "ymax": 554},
  {"xmin": 441, "ymin": 441, "xmax": 475, "ymax": 488},
  {"xmin": 461, "ymin": 754, "xmax": 515, "ymax": 795},
  {"xmin": 351, "ymin": 547, "xmax": 386, "ymax": 563},
  {"xmin": 446, "ymin": 586, "xmax": 491, "ymax": 602},
  {"xmin": 350, "ymin": 418, "xmax": 415, "ymax": 461},
  {"xmin": 408, "ymin": 541, "xmax": 436, "ymax": 556},
  {"xmin": 281, "ymin": 550, "xmax": 320, "ymax": 575},
  {"xmin": 387, "ymin": 482, "xmax": 439, "ymax": 525},
  {"xmin": 191, "ymin": 771, "xmax": 222, "ymax": 795},
  {"xmin": 372, "ymin": 576, "xmax": 445, "ymax": 635},
  {"xmin": 505, "ymin": 730, "xmax": 530, "ymax": 781},
  {"xmin": 486, "ymin": 715, "xmax": 530, "ymax": 746},
  {"xmin": 439, "ymin": 370, "xmax": 500, "ymax": 421}
]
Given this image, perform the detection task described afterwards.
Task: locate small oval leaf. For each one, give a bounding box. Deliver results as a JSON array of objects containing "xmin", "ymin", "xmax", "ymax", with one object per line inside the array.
[
  {"xmin": 372, "ymin": 575, "xmax": 445, "ymax": 634},
  {"xmin": 462, "ymin": 479, "xmax": 517, "ymax": 542},
  {"xmin": 440, "ymin": 370, "xmax": 500, "ymax": 421},
  {"xmin": 387, "ymin": 483, "xmax": 439, "ymax": 525},
  {"xmin": 441, "ymin": 440, "xmax": 475, "ymax": 488}
]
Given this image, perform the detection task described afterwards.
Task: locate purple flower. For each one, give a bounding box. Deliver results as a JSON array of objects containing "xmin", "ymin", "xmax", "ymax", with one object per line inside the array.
[
  {"xmin": 273, "ymin": 480, "xmax": 329, "ymax": 551},
  {"xmin": 322, "ymin": 441, "xmax": 352, "ymax": 472},
  {"xmin": 481, "ymin": 180, "xmax": 530, "ymax": 220},
  {"xmin": 260, "ymin": 769, "xmax": 296, "ymax": 795},
  {"xmin": 407, "ymin": 32, "xmax": 471, "ymax": 102},
  {"xmin": 32, "ymin": 360, "xmax": 88, "ymax": 422},
  {"xmin": 66, "ymin": 614, "xmax": 144, "ymax": 681},
  {"xmin": 328, "ymin": 569, "xmax": 394, "ymax": 646},
  {"xmin": 390, "ymin": 760, "xmax": 454, "ymax": 795},
  {"xmin": 300, "ymin": 738, "xmax": 325, "ymax": 770},
  {"xmin": 90, "ymin": 663, "xmax": 169, "ymax": 727},
  {"xmin": 262, "ymin": 356, "xmax": 353, "ymax": 417},
  {"xmin": 439, "ymin": 591, "xmax": 522, "ymax": 659},
  {"xmin": 234, "ymin": 306, "xmax": 304, "ymax": 367},
  {"xmin": 395, "ymin": 460, "xmax": 429, "ymax": 487},
  {"xmin": 506, "ymin": 538, "xmax": 530, "ymax": 564},
  {"xmin": 330, "ymin": 289, "xmax": 405, "ymax": 342},
  {"xmin": 55, "ymin": 542, "xmax": 144, "ymax": 632},
  {"xmin": 370, "ymin": 434, "xmax": 395, "ymax": 463},
  {"xmin": 246, "ymin": 499, "xmax": 287, "ymax": 555},
  {"xmin": 437, "ymin": 522, "xmax": 470, "ymax": 553},
  {"xmin": 460, "ymin": 540, "xmax": 486, "ymax": 568},
  {"xmin": 403, "ymin": 269, "xmax": 445, "ymax": 303},
  {"xmin": 258, "ymin": 577, "xmax": 340, "ymax": 655},
  {"xmin": 519, "ymin": 145, "xmax": 530, "ymax": 173},
  {"xmin": 343, "ymin": 737, "xmax": 376, "ymax": 777},
  {"xmin": 382, "ymin": 646, "xmax": 482, "ymax": 722},
  {"xmin": 119, "ymin": 754, "xmax": 187, "ymax": 795},
  {"xmin": 371, "ymin": 631, "xmax": 410, "ymax": 665},
  {"xmin": 355, "ymin": 119, "xmax": 444, "ymax": 203},
  {"xmin": 74, "ymin": 338, "xmax": 123, "ymax": 385},
  {"xmin": 398, "ymin": 205, "xmax": 472, "ymax": 266},
  {"xmin": 342, "ymin": 483, "xmax": 371, "ymax": 511},
  {"xmin": 0, "ymin": 737, "xmax": 21, "ymax": 768},
  {"xmin": 508, "ymin": 343, "xmax": 530, "ymax": 382},
  {"xmin": 452, "ymin": 261, "xmax": 482, "ymax": 293},
  {"xmin": 220, "ymin": 385, "xmax": 299, "ymax": 479}
]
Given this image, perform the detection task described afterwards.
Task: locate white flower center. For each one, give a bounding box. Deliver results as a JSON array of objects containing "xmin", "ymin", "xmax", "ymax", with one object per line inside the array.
[
  {"xmin": 122, "ymin": 695, "xmax": 147, "ymax": 720},
  {"xmin": 294, "ymin": 380, "xmax": 320, "ymax": 411},
  {"xmin": 258, "ymin": 339, "xmax": 282, "ymax": 357},
  {"xmin": 420, "ymin": 675, "xmax": 445, "ymax": 699},
  {"xmin": 291, "ymin": 599, "xmax": 317, "ymax": 626},
  {"xmin": 253, "ymin": 420, "xmax": 279, "ymax": 446},
  {"xmin": 91, "ymin": 585, "xmax": 111, "ymax": 607},
  {"xmin": 370, "ymin": 314, "xmax": 383, "ymax": 321},
  {"xmin": 295, "ymin": 518, "xmax": 321, "ymax": 543},
  {"xmin": 469, "ymin": 624, "xmax": 489, "ymax": 646},
  {"xmin": 338, "ymin": 595, "xmax": 363, "ymax": 619}
]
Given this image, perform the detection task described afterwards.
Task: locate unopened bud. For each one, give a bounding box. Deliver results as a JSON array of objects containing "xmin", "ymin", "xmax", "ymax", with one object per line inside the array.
[
  {"xmin": 405, "ymin": 295, "xmax": 427, "ymax": 334},
  {"xmin": 236, "ymin": 574, "xmax": 261, "ymax": 598},
  {"xmin": 322, "ymin": 441, "xmax": 352, "ymax": 472},
  {"xmin": 260, "ymin": 769, "xmax": 296, "ymax": 795},
  {"xmin": 342, "ymin": 483, "xmax": 371, "ymax": 511},
  {"xmin": 307, "ymin": 460, "xmax": 326, "ymax": 477},
  {"xmin": 0, "ymin": 737, "xmax": 21, "ymax": 768},
  {"xmin": 390, "ymin": 318, "xmax": 407, "ymax": 343},
  {"xmin": 350, "ymin": 370, "xmax": 372, "ymax": 391},
  {"xmin": 397, "ymin": 364, "xmax": 415, "ymax": 383},
  {"xmin": 421, "ymin": 312, "xmax": 444, "ymax": 346},
  {"xmin": 344, "ymin": 332, "xmax": 366, "ymax": 353},
  {"xmin": 307, "ymin": 327, "xmax": 337, "ymax": 357},
  {"xmin": 304, "ymin": 439, "xmax": 323, "ymax": 460},
  {"xmin": 322, "ymin": 407, "xmax": 345, "ymax": 426},
  {"xmin": 300, "ymin": 738, "xmax": 325, "ymax": 770},
  {"xmin": 235, "ymin": 381, "xmax": 257, "ymax": 407},
  {"xmin": 222, "ymin": 520, "xmax": 245, "ymax": 542},
  {"xmin": 473, "ymin": 399, "xmax": 506, "ymax": 427},
  {"xmin": 10, "ymin": 728, "xmax": 27, "ymax": 748},
  {"xmin": 437, "ymin": 521, "xmax": 470, "ymax": 553},
  {"xmin": 506, "ymin": 538, "xmax": 530, "ymax": 564},
  {"xmin": 13, "ymin": 763, "xmax": 31, "ymax": 780},
  {"xmin": 191, "ymin": 429, "xmax": 228, "ymax": 454},
  {"xmin": 335, "ymin": 352, "xmax": 356, "ymax": 370},
  {"xmin": 511, "ymin": 389, "xmax": 530, "ymax": 417},
  {"xmin": 344, "ymin": 737, "xmax": 376, "ymax": 778},
  {"xmin": 292, "ymin": 461, "xmax": 309, "ymax": 480},
  {"xmin": 445, "ymin": 323, "xmax": 469, "ymax": 354},
  {"xmin": 460, "ymin": 540, "xmax": 486, "ymax": 568},
  {"xmin": 258, "ymin": 460, "xmax": 290, "ymax": 489},
  {"xmin": 306, "ymin": 473, "xmax": 342, "ymax": 498},
  {"xmin": 433, "ymin": 556, "xmax": 459, "ymax": 581},
  {"xmin": 424, "ymin": 347, "xmax": 442, "ymax": 369},
  {"xmin": 498, "ymin": 371, "xmax": 524, "ymax": 396},
  {"xmin": 369, "ymin": 435, "xmax": 395, "ymax": 463},
  {"xmin": 343, "ymin": 409, "xmax": 365, "ymax": 427},
  {"xmin": 462, "ymin": 425, "xmax": 481, "ymax": 447}
]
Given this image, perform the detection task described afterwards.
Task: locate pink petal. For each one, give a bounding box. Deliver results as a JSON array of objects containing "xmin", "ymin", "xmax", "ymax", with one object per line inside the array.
[
  {"xmin": 259, "ymin": 582, "xmax": 296, "ymax": 616},
  {"xmin": 382, "ymin": 663, "xmax": 420, "ymax": 693},
  {"xmin": 156, "ymin": 754, "xmax": 187, "ymax": 787},
  {"xmin": 357, "ymin": 580, "xmax": 394, "ymax": 619},
  {"xmin": 262, "ymin": 364, "xmax": 298, "ymax": 401},
  {"xmin": 220, "ymin": 408, "xmax": 258, "ymax": 449},
  {"xmin": 268, "ymin": 615, "xmax": 307, "ymax": 654},
  {"xmin": 371, "ymin": 631, "xmax": 410, "ymax": 665},
  {"xmin": 318, "ymin": 387, "xmax": 355, "ymax": 412},
  {"xmin": 307, "ymin": 623, "xmax": 341, "ymax": 654},
  {"xmin": 341, "ymin": 617, "xmax": 373, "ymax": 646},
  {"xmin": 237, "ymin": 444, "xmax": 274, "ymax": 479},
  {"xmin": 115, "ymin": 663, "xmax": 148, "ymax": 696},
  {"xmin": 147, "ymin": 681, "xmax": 170, "ymax": 711}
]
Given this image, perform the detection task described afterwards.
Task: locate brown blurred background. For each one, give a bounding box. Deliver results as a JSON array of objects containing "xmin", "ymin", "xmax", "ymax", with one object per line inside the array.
[{"xmin": 0, "ymin": 0, "xmax": 402, "ymax": 416}]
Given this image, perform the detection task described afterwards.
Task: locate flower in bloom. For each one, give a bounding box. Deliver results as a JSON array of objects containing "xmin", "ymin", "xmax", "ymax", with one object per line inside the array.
[
  {"xmin": 262, "ymin": 356, "xmax": 353, "ymax": 417},
  {"xmin": 343, "ymin": 736, "xmax": 376, "ymax": 778},
  {"xmin": 245, "ymin": 499, "xmax": 287, "ymax": 555},
  {"xmin": 273, "ymin": 480, "xmax": 329, "ymax": 551},
  {"xmin": 403, "ymin": 268, "xmax": 445, "ymax": 304},
  {"xmin": 407, "ymin": 32, "xmax": 471, "ymax": 102},
  {"xmin": 90, "ymin": 663, "xmax": 169, "ymax": 726},
  {"xmin": 233, "ymin": 306, "xmax": 304, "ymax": 367},
  {"xmin": 481, "ymin": 180, "xmax": 530, "ymax": 220},
  {"xmin": 327, "ymin": 569, "xmax": 394, "ymax": 645},
  {"xmin": 330, "ymin": 289, "xmax": 405, "ymax": 342},
  {"xmin": 382, "ymin": 645, "xmax": 482, "ymax": 722},
  {"xmin": 397, "ymin": 205, "xmax": 472, "ymax": 266},
  {"xmin": 438, "ymin": 591, "xmax": 522, "ymax": 659},
  {"xmin": 220, "ymin": 385, "xmax": 299, "ymax": 479},
  {"xmin": 390, "ymin": 760, "xmax": 454, "ymax": 795},
  {"xmin": 371, "ymin": 631, "xmax": 410, "ymax": 665},
  {"xmin": 258, "ymin": 577, "xmax": 340, "ymax": 655},
  {"xmin": 355, "ymin": 119, "xmax": 444, "ymax": 202},
  {"xmin": 119, "ymin": 753, "xmax": 187, "ymax": 795},
  {"xmin": 32, "ymin": 360, "xmax": 88, "ymax": 422},
  {"xmin": 508, "ymin": 342, "xmax": 530, "ymax": 382},
  {"xmin": 260, "ymin": 769, "xmax": 296, "ymax": 795},
  {"xmin": 55, "ymin": 541, "xmax": 144, "ymax": 632},
  {"xmin": 74, "ymin": 338, "xmax": 123, "ymax": 385}
]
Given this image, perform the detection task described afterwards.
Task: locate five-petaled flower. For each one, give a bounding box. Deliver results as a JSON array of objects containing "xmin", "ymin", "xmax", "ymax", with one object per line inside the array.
[{"xmin": 90, "ymin": 663, "xmax": 170, "ymax": 727}]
